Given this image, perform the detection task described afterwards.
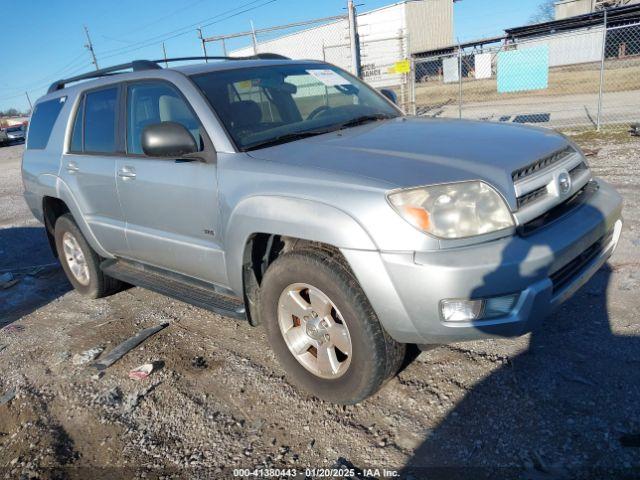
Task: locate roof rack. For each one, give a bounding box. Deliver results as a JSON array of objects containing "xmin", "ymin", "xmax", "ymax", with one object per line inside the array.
[{"xmin": 47, "ymin": 53, "xmax": 291, "ymax": 93}]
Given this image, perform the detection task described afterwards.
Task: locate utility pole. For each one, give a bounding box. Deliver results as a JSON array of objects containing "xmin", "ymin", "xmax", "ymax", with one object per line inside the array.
[
  {"xmin": 197, "ymin": 28, "xmax": 208, "ymax": 62},
  {"xmin": 24, "ymin": 92, "xmax": 33, "ymax": 112},
  {"xmin": 83, "ymin": 26, "xmax": 99, "ymax": 71},
  {"xmin": 347, "ymin": 0, "xmax": 362, "ymax": 77},
  {"xmin": 162, "ymin": 42, "xmax": 168, "ymax": 67}
]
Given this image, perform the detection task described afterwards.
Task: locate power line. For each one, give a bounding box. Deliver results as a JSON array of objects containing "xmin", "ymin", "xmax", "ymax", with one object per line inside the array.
[{"xmin": 95, "ymin": 0, "xmax": 277, "ymax": 61}]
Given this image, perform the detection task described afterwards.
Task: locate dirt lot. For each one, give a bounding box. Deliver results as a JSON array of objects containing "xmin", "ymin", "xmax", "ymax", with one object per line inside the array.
[{"xmin": 0, "ymin": 130, "xmax": 639, "ymax": 479}]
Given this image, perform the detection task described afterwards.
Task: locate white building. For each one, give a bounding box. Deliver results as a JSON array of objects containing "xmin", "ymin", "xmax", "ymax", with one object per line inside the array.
[{"xmin": 231, "ymin": 0, "xmax": 453, "ymax": 87}]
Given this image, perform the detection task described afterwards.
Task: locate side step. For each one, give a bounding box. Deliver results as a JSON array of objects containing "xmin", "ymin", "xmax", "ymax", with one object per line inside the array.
[{"xmin": 101, "ymin": 259, "xmax": 246, "ymax": 320}]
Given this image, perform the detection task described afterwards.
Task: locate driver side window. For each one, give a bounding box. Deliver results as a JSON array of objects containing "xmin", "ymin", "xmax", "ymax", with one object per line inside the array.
[{"xmin": 126, "ymin": 82, "xmax": 203, "ymax": 155}]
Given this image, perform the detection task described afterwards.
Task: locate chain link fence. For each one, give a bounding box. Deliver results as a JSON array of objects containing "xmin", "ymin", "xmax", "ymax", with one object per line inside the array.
[{"xmin": 411, "ymin": 15, "xmax": 640, "ymax": 130}]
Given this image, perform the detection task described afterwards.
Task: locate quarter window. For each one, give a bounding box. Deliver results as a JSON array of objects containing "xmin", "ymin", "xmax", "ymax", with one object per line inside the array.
[
  {"xmin": 84, "ymin": 87, "xmax": 118, "ymax": 153},
  {"xmin": 27, "ymin": 97, "xmax": 66, "ymax": 150},
  {"xmin": 126, "ymin": 82, "xmax": 202, "ymax": 155}
]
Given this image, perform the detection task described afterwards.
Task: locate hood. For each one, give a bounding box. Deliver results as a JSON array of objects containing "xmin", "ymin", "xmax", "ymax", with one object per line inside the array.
[{"xmin": 248, "ymin": 117, "xmax": 572, "ymax": 208}]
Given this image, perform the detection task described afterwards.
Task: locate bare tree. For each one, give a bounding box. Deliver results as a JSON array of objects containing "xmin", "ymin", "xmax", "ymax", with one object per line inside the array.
[{"xmin": 530, "ymin": 0, "xmax": 556, "ymax": 23}]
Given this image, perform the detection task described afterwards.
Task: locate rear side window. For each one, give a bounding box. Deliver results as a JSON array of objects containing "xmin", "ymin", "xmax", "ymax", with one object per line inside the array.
[
  {"xmin": 84, "ymin": 87, "xmax": 118, "ymax": 153},
  {"xmin": 69, "ymin": 97, "xmax": 84, "ymax": 152},
  {"xmin": 27, "ymin": 97, "xmax": 66, "ymax": 149}
]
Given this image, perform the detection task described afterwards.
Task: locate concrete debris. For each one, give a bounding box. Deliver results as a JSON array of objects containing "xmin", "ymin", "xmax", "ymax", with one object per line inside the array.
[
  {"xmin": 93, "ymin": 323, "xmax": 169, "ymax": 370},
  {"xmin": 72, "ymin": 347, "xmax": 104, "ymax": 366}
]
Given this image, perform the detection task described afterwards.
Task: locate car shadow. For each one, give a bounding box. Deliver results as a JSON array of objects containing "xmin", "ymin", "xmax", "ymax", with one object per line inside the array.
[
  {"xmin": 0, "ymin": 226, "xmax": 70, "ymax": 327},
  {"xmin": 400, "ymin": 202, "xmax": 639, "ymax": 478}
]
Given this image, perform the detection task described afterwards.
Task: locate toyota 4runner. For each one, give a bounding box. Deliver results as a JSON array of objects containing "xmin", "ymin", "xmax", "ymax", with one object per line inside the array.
[{"xmin": 22, "ymin": 55, "xmax": 623, "ymax": 404}]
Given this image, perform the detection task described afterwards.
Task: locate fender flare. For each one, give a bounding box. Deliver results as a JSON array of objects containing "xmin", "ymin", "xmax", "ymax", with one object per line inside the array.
[{"xmin": 224, "ymin": 195, "xmax": 377, "ymax": 294}]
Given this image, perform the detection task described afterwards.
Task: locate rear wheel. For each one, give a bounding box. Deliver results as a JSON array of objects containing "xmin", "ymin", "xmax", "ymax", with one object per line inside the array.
[
  {"xmin": 260, "ymin": 249, "xmax": 405, "ymax": 404},
  {"xmin": 54, "ymin": 213, "xmax": 123, "ymax": 298}
]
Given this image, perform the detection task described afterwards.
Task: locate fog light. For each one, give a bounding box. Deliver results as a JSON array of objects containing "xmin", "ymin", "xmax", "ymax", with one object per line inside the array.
[
  {"xmin": 484, "ymin": 294, "xmax": 519, "ymax": 319},
  {"xmin": 440, "ymin": 299, "xmax": 483, "ymax": 322},
  {"xmin": 440, "ymin": 294, "xmax": 520, "ymax": 322}
]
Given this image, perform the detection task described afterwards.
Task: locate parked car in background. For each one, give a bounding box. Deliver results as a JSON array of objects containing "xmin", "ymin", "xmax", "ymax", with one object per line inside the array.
[
  {"xmin": 5, "ymin": 124, "xmax": 25, "ymax": 143},
  {"xmin": 22, "ymin": 56, "xmax": 623, "ymax": 404},
  {"xmin": 0, "ymin": 128, "xmax": 7, "ymax": 146}
]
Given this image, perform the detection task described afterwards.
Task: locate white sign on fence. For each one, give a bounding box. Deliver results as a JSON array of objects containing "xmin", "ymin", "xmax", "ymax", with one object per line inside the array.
[
  {"xmin": 474, "ymin": 53, "xmax": 492, "ymax": 79},
  {"xmin": 443, "ymin": 56, "xmax": 459, "ymax": 83}
]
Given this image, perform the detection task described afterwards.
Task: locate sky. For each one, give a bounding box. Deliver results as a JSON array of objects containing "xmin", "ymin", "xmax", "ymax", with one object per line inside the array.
[{"xmin": 0, "ymin": 0, "xmax": 545, "ymax": 112}]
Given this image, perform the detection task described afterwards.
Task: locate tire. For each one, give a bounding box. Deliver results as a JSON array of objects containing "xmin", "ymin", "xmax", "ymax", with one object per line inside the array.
[
  {"xmin": 54, "ymin": 213, "xmax": 123, "ymax": 298},
  {"xmin": 260, "ymin": 249, "xmax": 405, "ymax": 404}
]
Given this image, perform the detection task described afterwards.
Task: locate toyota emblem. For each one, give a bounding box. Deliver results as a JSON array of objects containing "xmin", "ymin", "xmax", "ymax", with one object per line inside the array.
[{"xmin": 558, "ymin": 171, "xmax": 572, "ymax": 195}]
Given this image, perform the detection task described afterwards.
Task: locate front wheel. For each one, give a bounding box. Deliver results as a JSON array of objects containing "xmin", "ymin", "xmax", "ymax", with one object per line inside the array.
[{"xmin": 260, "ymin": 249, "xmax": 405, "ymax": 404}]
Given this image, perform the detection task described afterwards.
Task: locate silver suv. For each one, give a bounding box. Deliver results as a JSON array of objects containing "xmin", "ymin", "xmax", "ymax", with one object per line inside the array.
[{"xmin": 22, "ymin": 56, "xmax": 623, "ymax": 404}]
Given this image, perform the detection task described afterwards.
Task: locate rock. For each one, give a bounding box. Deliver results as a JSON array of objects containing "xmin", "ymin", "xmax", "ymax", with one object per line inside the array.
[
  {"xmin": 0, "ymin": 389, "xmax": 16, "ymax": 406},
  {"xmin": 0, "ymin": 272, "xmax": 19, "ymax": 289},
  {"xmin": 191, "ymin": 356, "xmax": 207, "ymax": 369},
  {"xmin": 72, "ymin": 347, "xmax": 104, "ymax": 365}
]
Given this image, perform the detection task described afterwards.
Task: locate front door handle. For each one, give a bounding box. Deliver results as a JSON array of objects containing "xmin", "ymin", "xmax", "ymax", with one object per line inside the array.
[
  {"xmin": 118, "ymin": 166, "xmax": 136, "ymax": 180},
  {"xmin": 66, "ymin": 161, "xmax": 80, "ymax": 174}
]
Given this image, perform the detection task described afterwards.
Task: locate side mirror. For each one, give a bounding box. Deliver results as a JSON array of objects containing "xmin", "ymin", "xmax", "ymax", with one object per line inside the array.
[
  {"xmin": 141, "ymin": 122, "xmax": 198, "ymax": 158},
  {"xmin": 380, "ymin": 88, "xmax": 398, "ymax": 105}
]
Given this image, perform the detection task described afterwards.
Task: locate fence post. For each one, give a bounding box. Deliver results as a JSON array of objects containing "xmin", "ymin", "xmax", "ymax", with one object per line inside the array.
[
  {"xmin": 347, "ymin": 0, "xmax": 362, "ymax": 77},
  {"xmin": 458, "ymin": 41, "xmax": 463, "ymax": 119},
  {"xmin": 410, "ymin": 56, "xmax": 417, "ymax": 115},
  {"xmin": 596, "ymin": 9, "xmax": 607, "ymax": 131}
]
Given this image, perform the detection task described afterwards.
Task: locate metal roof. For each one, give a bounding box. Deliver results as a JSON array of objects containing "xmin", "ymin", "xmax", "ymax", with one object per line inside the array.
[{"xmin": 505, "ymin": 3, "xmax": 640, "ymax": 38}]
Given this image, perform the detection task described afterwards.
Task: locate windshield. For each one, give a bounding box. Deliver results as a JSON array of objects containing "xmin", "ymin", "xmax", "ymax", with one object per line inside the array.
[{"xmin": 191, "ymin": 63, "xmax": 400, "ymax": 150}]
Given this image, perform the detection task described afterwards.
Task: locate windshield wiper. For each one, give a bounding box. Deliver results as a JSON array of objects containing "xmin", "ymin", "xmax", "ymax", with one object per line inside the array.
[
  {"xmin": 337, "ymin": 113, "xmax": 394, "ymax": 129},
  {"xmin": 244, "ymin": 129, "xmax": 333, "ymax": 151},
  {"xmin": 244, "ymin": 114, "xmax": 394, "ymax": 151}
]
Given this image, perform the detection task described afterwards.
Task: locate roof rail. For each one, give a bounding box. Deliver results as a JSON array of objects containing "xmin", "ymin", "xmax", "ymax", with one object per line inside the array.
[{"xmin": 47, "ymin": 53, "xmax": 291, "ymax": 93}]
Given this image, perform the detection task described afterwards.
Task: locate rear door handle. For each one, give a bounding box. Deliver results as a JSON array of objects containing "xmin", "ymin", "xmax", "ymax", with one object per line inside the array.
[
  {"xmin": 66, "ymin": 161, "xmax": 80, "ymax": 173},
  {"xmin": 118, "ymin": 166, "xmax": 136, "ymax": 180}
]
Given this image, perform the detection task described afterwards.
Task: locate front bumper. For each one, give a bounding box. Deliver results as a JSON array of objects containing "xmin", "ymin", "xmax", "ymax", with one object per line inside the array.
[{"xmin": 342, "ymin": 179, "xmax": 623, "ymax": 344}]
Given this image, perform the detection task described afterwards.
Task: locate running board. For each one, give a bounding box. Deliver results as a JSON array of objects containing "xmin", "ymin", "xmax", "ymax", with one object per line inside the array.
[{"xmin": 101, "ymin": 259, "xmax": 246, "ymax": 320}]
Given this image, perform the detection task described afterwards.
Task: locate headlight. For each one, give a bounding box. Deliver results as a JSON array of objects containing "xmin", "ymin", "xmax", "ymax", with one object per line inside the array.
[{"xmin": 387, "ymin": 181, "xmax": 514, "ymax": 239}]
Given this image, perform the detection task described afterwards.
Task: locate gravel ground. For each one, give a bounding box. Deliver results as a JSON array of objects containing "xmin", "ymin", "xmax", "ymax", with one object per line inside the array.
[{"xmin": 0, "ymin": 131, "xmax": 639, "ymax": 479}]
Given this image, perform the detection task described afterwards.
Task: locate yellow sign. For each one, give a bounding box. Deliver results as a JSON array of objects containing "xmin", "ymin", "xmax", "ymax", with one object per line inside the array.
[{"xmin": 390, "ymin": 59, "xmax": 411, "ymax": 74}]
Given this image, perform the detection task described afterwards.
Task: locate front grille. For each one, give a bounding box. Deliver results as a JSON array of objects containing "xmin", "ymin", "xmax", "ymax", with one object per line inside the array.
[
  {"xmin": 569, "ymin": 161, "xmax": 588, "ymax": 178},
  {"xmin": 518, "ymin": 180, "xmax": 599, "ymax": 236},
  {"xmin": 511, "ymin": 146, "xmax": 575, "ymax": 182},
  {"xmin": 550, "ymin": 227, "xmax": 614, "ymax": 294},
  {"xmin": 517, "ymin": 185, "xmax": 547, "ymax": 209}
]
